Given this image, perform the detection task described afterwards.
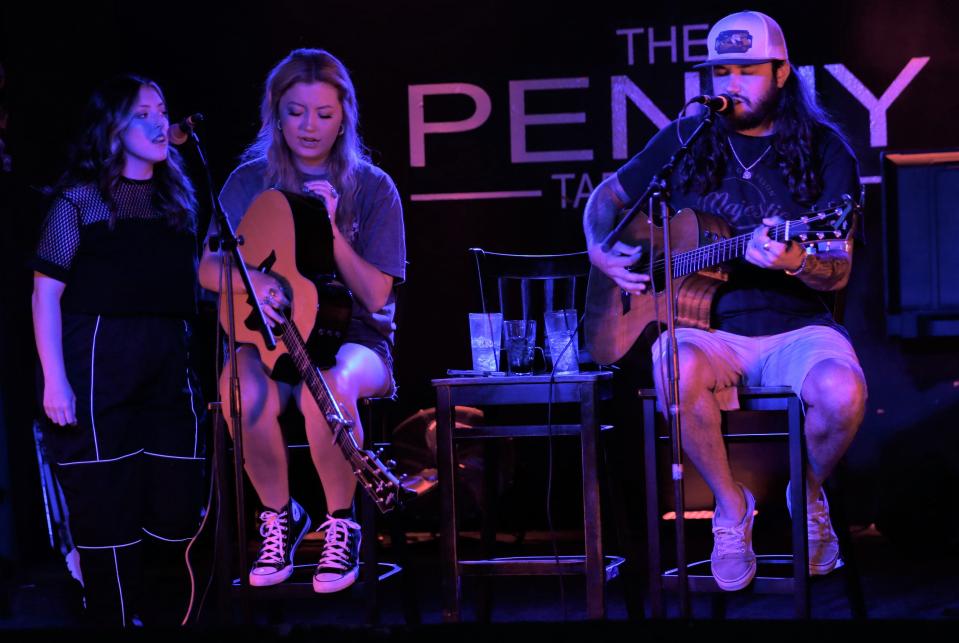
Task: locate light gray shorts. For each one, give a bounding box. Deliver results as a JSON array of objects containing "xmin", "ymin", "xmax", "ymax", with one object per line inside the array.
[{"xmin": 651, "ymin": 325, "xmax": 866, "ymax": 411}]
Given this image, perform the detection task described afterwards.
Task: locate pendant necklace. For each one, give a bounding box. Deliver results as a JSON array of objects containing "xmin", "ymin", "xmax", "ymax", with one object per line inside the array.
[{"xmin": 727, "ymin": 136, "xmax": 772, "ymax": 180}]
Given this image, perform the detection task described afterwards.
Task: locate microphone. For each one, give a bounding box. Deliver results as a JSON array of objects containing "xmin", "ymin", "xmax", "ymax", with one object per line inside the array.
[
  {"xmin": 169, "ymin": 113, "xmax": 204, "ymax": 145},
  {"xmin": 689, "ymin": 94, "xmax": 734, "ymax": 114}
]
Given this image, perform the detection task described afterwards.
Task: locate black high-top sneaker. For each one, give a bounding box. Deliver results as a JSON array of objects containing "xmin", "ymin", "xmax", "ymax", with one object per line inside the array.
[
  {"xmin": 248, "ymin": 498, "xmax": 311, "ymax": 587},
  {"xmin": 312, "ymin": 508, "xmax": 361, "ymax": 593}
]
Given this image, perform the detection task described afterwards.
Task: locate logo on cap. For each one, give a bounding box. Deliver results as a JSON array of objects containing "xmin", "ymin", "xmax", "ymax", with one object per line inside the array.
[{"xmin": 715, "ymin": 30, "xmax": 753, "ymax": 55}]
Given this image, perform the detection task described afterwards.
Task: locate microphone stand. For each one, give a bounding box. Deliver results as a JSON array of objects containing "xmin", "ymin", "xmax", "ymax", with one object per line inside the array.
[
  {"xmin": 600, "ymin": 107, "xmax": 720, "ymax": 619},
  {"xmin": 186, "ymin": 127, "xmax": 277, "ymax": 612}
]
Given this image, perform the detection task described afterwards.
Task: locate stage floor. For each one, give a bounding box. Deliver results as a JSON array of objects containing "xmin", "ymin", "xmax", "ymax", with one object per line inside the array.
[{"xmin": 2, "ymin": 521, "xmax": 957, "ymax": 633}]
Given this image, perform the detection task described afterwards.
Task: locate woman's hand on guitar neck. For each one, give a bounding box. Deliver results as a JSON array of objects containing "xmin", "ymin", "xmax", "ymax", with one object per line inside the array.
[
  {"xmin": 250, "ymin": 270, "xmax": 290, "ymax": 326},
  {"xmin": 588, "ymin": 241, "xmax": 650, "ymax": 296}
]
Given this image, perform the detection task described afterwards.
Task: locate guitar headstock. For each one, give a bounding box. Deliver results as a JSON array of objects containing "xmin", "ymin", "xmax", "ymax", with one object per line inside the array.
[
  {"xmin": 785, "ymin": 194, "xmax": 857, "ymax": 246},
  {"xmin": 357, "ymin": 448, "xmax": 417, "ymax": 513}
]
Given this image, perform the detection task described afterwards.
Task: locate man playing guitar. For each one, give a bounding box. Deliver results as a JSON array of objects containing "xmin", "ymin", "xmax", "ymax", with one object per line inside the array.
[{"xmin": 584, "ymin": 11, "xmax": 867, "ymax": 591}]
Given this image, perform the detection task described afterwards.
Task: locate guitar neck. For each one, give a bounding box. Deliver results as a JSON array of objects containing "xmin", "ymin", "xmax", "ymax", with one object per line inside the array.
[
  {"xmin": 276, "ymin": 322, "xmax": 356, "ymax": 455},
  {"xmin": 670, "ymin": 218, "xmax": 816, "ymax": 278}
]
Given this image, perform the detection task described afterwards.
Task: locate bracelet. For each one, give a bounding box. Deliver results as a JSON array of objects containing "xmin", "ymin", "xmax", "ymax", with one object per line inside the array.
[{"xmin": 784, "ymin": 252, "xmax": 809, "ymax": 276}]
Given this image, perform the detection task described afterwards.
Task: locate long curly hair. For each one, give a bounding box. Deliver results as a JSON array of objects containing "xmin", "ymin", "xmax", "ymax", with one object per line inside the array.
[
  {"xmin": 61, "ymin": 74, "xmax": 196, "ymax": 231},
  {"xmin": 677, "ymin": 62, "xmax": 850, "ymax": 207},
  {"xmin": 243, "ymin": 48, "xmax": 368, "ymax": 237}
]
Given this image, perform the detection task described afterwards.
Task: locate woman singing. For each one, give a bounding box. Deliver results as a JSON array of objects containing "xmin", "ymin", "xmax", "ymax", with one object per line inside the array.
[{"xmin": 31, "ymin": 74, "xmax": 205, "ymax": 626}]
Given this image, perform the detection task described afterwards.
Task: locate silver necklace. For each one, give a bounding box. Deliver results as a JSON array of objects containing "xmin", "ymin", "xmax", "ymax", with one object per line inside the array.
[{"xmin": 727, "ymin": 136, "xmax": 772, "ymax": 180}]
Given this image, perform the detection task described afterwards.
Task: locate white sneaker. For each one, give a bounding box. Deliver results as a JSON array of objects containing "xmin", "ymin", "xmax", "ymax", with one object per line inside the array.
[
  {"xmin": 711, "ymin": 483, "xmax": 757, "ymax": 591},
  {"xmin": 787, "ymin": 482, "xmax": 844, "ymax": 576}
]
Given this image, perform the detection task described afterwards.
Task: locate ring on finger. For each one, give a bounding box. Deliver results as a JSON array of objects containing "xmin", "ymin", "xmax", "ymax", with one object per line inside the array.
[{"xmin": 762, "ymin": 242, "xmax": 770, "ymax": 250}]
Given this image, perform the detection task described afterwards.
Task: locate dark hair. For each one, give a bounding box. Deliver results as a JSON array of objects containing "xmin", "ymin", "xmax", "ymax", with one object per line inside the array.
[
  {"xmin": 677, "ymin": 62, "xmax": 850, "ymax": 206},
  {"xmin": 61, "ymin": 74, "xmax": 196, "ymax": 231},
  {"xmin": 244, "ymin": 48, "xmax": 368, "ymax": 237}
]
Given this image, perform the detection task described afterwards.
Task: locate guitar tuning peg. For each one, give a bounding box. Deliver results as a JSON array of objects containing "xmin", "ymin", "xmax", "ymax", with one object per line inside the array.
[
  {"xmin": 387, "ymin": 459, "xmax": 397, "ymax": 468},
  {"xmin": 375, "ymin": 448, "xmax": 384, "ymax": 457},
  {"xmin": 399, "ymin": 473, "xmax": 408, "ymax": 480}
]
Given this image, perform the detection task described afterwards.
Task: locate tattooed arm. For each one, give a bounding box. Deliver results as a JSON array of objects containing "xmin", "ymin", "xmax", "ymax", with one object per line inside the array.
[
  {"xmin": 792, "ymin": 242, "xmax": 853, "ymax": 291},
  {"xmin": 584, "ymin": 175, "xmax": 650, "ymax": 295},
  {"xmin": 746, "ymin": 217, "xmax": 854, "ymax": 292}
]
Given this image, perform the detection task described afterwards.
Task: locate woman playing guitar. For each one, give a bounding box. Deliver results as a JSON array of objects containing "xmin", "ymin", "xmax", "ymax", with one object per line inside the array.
[{"xmin": 198, "ymin": 48, "xmax": 406, "ymax": 593}]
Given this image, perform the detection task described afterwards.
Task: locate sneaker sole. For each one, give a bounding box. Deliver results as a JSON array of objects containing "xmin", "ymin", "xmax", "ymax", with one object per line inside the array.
[
  {"xmin": 809, "ymin": 555, "xmax": 844, "ymax": 576},
  {"xmin": 248, "ymin": 514, "xmax": 312, "ymax": 587},
  {"xmin": 249, "ymin": 564, "xmax": 294, "ymax": 587},
  {"xmin": 713, "ymin": 560, "xmax": 757, "ymax": 592},
  {"xmin": 312, "ymin": 567, "xmax": 360, "ymax": 594},
  {"xmin": 313, "ymin": 530, "xmax": 361, "ymax": 594}
]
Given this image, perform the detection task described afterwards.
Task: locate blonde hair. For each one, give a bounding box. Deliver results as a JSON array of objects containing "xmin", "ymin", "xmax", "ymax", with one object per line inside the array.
[{"xmin": 244, "ymin": 48, "xmax": 367, "ymax": 235}]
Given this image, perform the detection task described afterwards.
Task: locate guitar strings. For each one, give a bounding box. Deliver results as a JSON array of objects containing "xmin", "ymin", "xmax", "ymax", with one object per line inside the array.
[
  {"xmin": 277, "ymin": 310, "xmax": 402, "ymax": 508},
  {"xmin": 647, "ymin": 210, "xmax": 841, "ymax": 277}
]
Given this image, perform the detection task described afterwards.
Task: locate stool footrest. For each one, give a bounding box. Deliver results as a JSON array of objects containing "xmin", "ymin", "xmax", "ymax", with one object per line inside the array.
[
  {"xmin": 229, "ymin": 561, "xmax": 402, "ymax": 599},
  {"xmin": 459, "ymin": 555, "xmax": 624, "ymax": 580},
  {"xmin": 661, "ymin": 575, "xmax": 801, "ymax": 594},
  {"xmin": 455, "ymin": 424, "xmax": 613, "ymax": 438},
  {"xmin": 661, "ymin": 554, "xmax": 806, "ymax": 594}
]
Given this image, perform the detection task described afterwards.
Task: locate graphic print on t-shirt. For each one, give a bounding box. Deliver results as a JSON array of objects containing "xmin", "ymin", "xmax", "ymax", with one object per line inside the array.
[{"xmin": 696, "ymin": 174, "xmax": 794, "ymax": 233}]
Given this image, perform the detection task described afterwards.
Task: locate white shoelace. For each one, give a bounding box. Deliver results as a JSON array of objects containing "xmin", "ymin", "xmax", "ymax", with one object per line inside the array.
[
  {"xmin": 806, "ymin": 500, "xmax": 834, "ymax": 542},
  {"xmin": 255, "ymin": 509, "xmax": 288, "ymax": 567},
  {"xmin": 713, "ymin": 525, "xmax": 748, "ymax": 556},
  {"xmin": 317, "ymin": 515, "xmax": 360, "ymax": 570}
]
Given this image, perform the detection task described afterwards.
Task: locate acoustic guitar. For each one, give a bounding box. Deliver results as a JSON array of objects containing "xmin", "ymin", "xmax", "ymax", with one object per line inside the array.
[
  {"xmin": 584, "ymin": 197, "xmax": 855, "ymax": 365},
  {"xmin": 220, "ymin": 189, "xmax": 409, "ymax": 513}
]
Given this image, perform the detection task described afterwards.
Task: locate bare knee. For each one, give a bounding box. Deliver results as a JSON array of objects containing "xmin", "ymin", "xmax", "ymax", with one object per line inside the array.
[
  {"xmin": 219, "ymin": 349, "xmax": 284, "ymax": 434},
  {"xmin": 655, "ymin": 344, "xmax": 716, "ymax": 396},
  {"xmin": 802, "ymin": 359, "xmax": 867, "ymax": 429}
]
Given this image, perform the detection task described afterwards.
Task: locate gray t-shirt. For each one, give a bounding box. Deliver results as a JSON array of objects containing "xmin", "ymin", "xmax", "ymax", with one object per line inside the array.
[{"xmin": 213, "ymin": 158, "xmax": 406, "ymax": 354}]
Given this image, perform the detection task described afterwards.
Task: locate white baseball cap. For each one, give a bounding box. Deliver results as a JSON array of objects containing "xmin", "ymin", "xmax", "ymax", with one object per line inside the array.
[{"xmin": 694, "ymin": 10, "xmax": 789, "ymax": 68}]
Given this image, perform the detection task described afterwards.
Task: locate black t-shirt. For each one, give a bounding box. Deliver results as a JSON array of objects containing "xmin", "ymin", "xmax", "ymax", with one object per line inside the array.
[
  {"xmin": 616, "ymin": 118, "xmax": 860, "ymax": 337},
  {"xmin": 31, "ymin": 179, "xmax": 198, "ymax": 318}
]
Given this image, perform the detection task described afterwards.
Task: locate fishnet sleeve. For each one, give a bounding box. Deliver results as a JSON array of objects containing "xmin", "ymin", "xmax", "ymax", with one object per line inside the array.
[{"xmin": 32, "ymin": 195, "xmax": 81, "ymax": 281}]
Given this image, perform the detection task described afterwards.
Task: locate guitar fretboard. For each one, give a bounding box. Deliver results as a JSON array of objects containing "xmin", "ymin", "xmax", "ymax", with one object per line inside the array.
[
  {"xmin": 651, "ymin": 211, "xmax": 842, "ymax": 278},
  {"xmin": 277, "ymin": 319, "xmax": 357, "ymax": 457}
]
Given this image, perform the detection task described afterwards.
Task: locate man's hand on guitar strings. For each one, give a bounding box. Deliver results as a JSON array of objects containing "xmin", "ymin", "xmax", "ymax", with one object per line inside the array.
[
  {"xmin": 745, "ymin": 216, "xmax": 806, "ymax": 272},
  {"xmin": 588, "ymin": 240, "xmax": 649, "ymax": 296}
]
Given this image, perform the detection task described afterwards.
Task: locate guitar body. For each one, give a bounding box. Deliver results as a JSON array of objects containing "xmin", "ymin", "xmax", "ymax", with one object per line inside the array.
[
  {"xmin": 585, "ymin": 208, "xmax": 733, "ymax": 365},
  {"xmin": 218, "ymin": 189, "xmax": 352, "ymax": 374}
]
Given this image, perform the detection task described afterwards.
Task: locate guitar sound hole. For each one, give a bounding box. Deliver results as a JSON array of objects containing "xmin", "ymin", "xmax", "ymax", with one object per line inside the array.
[
  {"xmin": 624, "ymin": 247, "xmax": 667, "ymax": 295},
  {"xmin": 650, "ymin": 252, "xmax": 666, "ymax": 294}
]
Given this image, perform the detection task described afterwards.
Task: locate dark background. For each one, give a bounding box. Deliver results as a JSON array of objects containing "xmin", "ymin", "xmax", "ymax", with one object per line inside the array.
[{"xmin": 1, "ymin": 0, "xmax": 958, "ymax": 568}]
